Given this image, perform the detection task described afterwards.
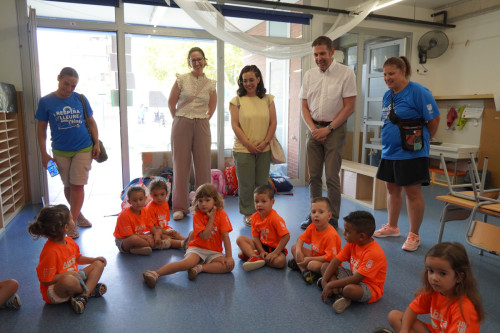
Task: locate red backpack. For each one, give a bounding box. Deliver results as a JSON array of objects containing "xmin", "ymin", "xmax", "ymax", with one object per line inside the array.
[
  {"xmin": 224, "ymin": 165, "xmax": 238, "ymax": 196},
  {"xmin": 211, "ymin": 169, "xmax": 227, "ymax": 198}
]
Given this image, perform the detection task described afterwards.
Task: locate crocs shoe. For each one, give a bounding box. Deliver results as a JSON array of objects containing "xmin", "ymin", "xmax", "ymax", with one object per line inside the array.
[
  {"xmin": 188, "ymin": 264, "xmax": 203, "ymax": 280},
  {"xmin": 143, "ymin": 270, "xmax": 159, "ymax": 288},
  {"xmin": 242, "ymin": 255, "xmax": 265, "ymax": 272},
  {"xmin": 402, "ymin": 232, "xmax": 420, "ymax": 252},
  {"xmin": 130, "ymin": 247, "xmax": 152, "ymax": 256},
  {"xmin": 373, "ymin": 224, "xmax": 400, "ymax": 238},
  {"xmin": 332, "ymin": 296, "xmax": 351, "ymax": 314},
  {"xmin": 77, "ymin": 214, "xmax": 92, "ymax": 228},
  {"xmin": 70, "ymin": 294, "xmax": 88, "ymax": 314}
]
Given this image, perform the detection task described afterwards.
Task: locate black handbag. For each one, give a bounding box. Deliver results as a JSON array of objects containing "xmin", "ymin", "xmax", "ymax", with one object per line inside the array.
[
  {"xmin": 389, "ymin": 92, "xmax": 425, "ymax": 152},
  {"xmin": 80, "ymin": 94, "xmax": 108, "ymax": 163}
]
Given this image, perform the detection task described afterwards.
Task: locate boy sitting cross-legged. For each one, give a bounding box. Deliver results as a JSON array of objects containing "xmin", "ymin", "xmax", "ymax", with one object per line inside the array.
[
  {"xmin": 236, "ymin": 185, "xmax": 290, "ymax": 271},
  {"xmin": 320, "ymin": 211, "xmax": 387, "ymax": 314},
  {"xmin": 288, "ymin": 197, "xmax": 342, "ymax": 284}
]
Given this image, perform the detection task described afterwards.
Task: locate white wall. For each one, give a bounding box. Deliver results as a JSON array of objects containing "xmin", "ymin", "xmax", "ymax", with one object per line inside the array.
[{"xmin": 0, "ymin": 0, "xmax": 23, "ymax": 90}]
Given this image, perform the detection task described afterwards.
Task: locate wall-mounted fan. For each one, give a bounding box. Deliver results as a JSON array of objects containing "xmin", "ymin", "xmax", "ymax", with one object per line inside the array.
[{"xmin": 418, "ymin": 30, "xmax": 449, "ymax": 64}]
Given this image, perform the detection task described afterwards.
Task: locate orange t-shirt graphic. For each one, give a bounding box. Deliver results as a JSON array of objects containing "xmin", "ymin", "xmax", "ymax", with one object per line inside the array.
[
  {"xmin": 336, "ymin": 239, "xmax": 387, "ymax": 303},
  {"xmin": 145, "ymin": 201, "xmax": 171, "ymax": 230},
  {"xmin": 251, "ymin": 209, "xmax": 289, "ymax": 249},
  {"xmin": 188, "ymin": 209, "xmax": 233, "ymax": 253},
  {"xmin": 300, "ymin": 224, "xmax": 342, "ymax": 261},
  {"xmin": 113, "ymin": 207, "xmax": 153, "ymax": 239},
  {"xmin": 36, "ymin": 237, "xmax": 81, "ymax": 303},
  {"xmin": 410, "ymin": 291, "xmax": 480, "ymax": 333}
]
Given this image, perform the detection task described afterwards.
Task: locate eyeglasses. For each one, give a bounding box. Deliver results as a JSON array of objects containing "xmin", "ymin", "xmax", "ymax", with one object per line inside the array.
[{"xmin": 190, "ymin": 57, "xmax": 205, "ymax": 63}]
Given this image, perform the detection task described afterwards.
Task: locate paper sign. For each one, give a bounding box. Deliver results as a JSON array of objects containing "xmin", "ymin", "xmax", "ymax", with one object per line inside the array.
[{"xmin": 462, "ymin": 107, "xmax": 484, "ymax": 119}]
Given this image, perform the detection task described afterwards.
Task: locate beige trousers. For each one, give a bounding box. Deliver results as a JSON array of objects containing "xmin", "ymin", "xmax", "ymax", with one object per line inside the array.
[{"xmin": 171, "ymin": 116, "xmax": 211, "ymax": 214}]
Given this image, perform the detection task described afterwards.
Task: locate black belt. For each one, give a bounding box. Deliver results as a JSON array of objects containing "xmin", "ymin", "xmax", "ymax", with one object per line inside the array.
[{"xmin": 313, "ymin": 120, "xmax": 331, "ymax": 127}]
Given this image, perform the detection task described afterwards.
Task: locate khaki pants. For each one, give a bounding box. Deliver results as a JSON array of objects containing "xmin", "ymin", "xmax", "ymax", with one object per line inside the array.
[
  {"xmin": 171, "ymin": 116, "xmax": 211, "ymax": 214},
  {"xmin": 306, "ymin": 122, "xmax": 347, "ymax": 222},
  {"xmin": 233, "ymin": 150, "xmax": 271, "ymax": 215}
]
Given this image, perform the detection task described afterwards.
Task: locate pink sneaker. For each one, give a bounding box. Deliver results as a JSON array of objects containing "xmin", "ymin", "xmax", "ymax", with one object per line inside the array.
[
  {"xmin": 242, "ymin": 255, "xmax": 265, "ymax": 272},
  {"xmin": 402, "ymin": 232, "xmax": 420, "ymax": 252},
  {"xmin": 373, "ymin": 224, "xmax": 400, "ymax": 238}
]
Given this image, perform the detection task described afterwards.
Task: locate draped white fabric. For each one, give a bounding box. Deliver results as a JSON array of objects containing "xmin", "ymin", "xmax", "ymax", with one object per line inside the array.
[{"xmin": 168, "ymin": 0, "xmax": 380, "ymax": 59}]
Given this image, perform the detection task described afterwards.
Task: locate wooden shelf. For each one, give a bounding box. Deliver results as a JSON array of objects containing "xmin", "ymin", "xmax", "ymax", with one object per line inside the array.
[
  {"xmin": 434, "ymin": 94, "xmax": 494, "ymax": 100},
  {"xmin": 340, "ymin": 160, "xmax": 387, "ymax": 210},
  {"xmin": 0, "ymin": 94, "xmax": 26, "ymax": 230}
]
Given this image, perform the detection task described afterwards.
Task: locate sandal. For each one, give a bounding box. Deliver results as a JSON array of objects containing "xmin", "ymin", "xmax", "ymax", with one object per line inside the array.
[
  {"xmin": 4, "ymin": 293, "xmax": 21, "ymax": 310},
  {"xmin": 77, "ymin": 214, "xmax": 92, "ymax": 228},
  {"xmin": 90, "ymin": 283, "xmax": 107, "ymax": 297},
  {"xmin": 143, "ymin": 270, "xmax": 159, "ymax": 289},
  {"xmin": 70, "ymin": 294, "xmax": 88, "ymax": 314}
]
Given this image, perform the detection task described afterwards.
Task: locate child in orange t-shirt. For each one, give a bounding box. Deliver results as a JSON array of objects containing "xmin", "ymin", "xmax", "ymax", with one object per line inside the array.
[
  {"xmin": 28, "ymin": 204, "xmax": 107, "ymax": 314},
  {"xmin": 114, "ymin": 186, "xmax": 167, "ymax": 256},
  {"xmin": 142, "ymin": 183, "xmax": 234, "ymax": 288},
  {"xmin": 145, "ymin": 178, "xmax": 187, "ymax": 249},
  {"xmin": 289, "ymin": 197, "xmax": 341, "ymax": 284},
  {"xmin": 0, "ymin": 278, "xmax": 20, "ymax": 310},
  {"xmin": 378, "ymin": 242, "xmax": 484, "ymax": 333},
  {"xmin": 320, "ymin": 210, "xmax": 387, "ymax": 314},
  {"xmin": 236, "ymin": 185, "xmax": 290, "ymax": 272}
]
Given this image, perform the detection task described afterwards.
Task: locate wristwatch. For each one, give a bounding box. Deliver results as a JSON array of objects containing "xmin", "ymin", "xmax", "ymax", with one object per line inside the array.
[{"xmin": 327, "ymin": 124, "xmax": 334, "ymax": 132}]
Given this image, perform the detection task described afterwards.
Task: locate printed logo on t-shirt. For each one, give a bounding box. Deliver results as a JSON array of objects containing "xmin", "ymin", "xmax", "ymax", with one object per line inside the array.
[
  {"xmin": 311, "ymin": 243, "xmax": 319, "ymax": 256},
  {"xmin": 62, "ymin": 256, "xmax": 76, "ymax": 270},
  {"xmin": 457, "ymin": 320, "xmax": 467, "ymax": 333},
  {"xmin": 55, "ymin": 106, "xmax": 84, "ymax": 130},
  {"xmin": 365, "ymin": 259, "xmax": 373, "ymax": 269},
  {"xmin": 260, "ymin": 227, "xmax": 270, "ymax": 243},
  {"xmin": 427, "ymin": 104, "xmax": 433, "ymax": 112}
]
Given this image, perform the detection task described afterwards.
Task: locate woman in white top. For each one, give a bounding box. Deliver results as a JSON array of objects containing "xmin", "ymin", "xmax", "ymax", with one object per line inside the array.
[
  {"xmin": 229, "ymin": 65, "xmax": 277, "ymax": 226},
  {"xmin": 168, "ymin": 47, "xmax": 217, "ymax": 220}
]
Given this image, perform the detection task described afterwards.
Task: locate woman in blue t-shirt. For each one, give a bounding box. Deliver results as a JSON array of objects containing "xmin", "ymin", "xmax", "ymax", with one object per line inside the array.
[
  {"xmin": 36, "ymin": 67, "xmax": 100, "ymax": 239},
  {"xmin": 373, "ymin": 56, "xmax": 440, "ymax": 252}
]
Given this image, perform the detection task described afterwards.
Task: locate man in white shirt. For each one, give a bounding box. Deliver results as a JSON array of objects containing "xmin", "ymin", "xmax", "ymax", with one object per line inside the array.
[{"xmin": 299, "ymin": 36, "xmax": 357, "ymax": 229}]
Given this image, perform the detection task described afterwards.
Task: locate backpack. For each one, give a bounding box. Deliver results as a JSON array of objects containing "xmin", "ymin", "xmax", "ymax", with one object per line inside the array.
[
  {"xmin": 268, "ymin": 176, "xmax": 293, "ymax": 195},
  {"xmin": 211, "ymin": 169, "xmax": 227, "ymax": 198},
  {"xmin": 224, "ymin": 165, "xmax": 238, "ymax": 196}
]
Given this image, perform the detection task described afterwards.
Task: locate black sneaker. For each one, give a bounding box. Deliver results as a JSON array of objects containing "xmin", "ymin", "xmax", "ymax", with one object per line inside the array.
[
  {"xmin": 316, "ymin": 277, "xmax": 323, "ymax": 290},
  {"xmin": 287, "ymin": 258, "xmax": 299, "ymax": 271},
  {"xmin": 300, "ymin": 215, "xmax": 312, "ymax": 229},
  {"xmin": 302, "ymin": 270, "xmax": 320, "ymax": 284}
]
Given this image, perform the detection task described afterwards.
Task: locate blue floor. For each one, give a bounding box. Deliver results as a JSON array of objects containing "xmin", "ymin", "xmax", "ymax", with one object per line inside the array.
[{"xmin": 1, "ymin": 185, "xmax": 499, "ymax": 333}]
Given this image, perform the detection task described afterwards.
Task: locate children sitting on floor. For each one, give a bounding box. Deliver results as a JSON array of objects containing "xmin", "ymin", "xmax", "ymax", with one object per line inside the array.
[
  {"xmin": 145, "ymin": 178, "xmax": 187, "ymax": 250},
  {"xmin": 114, "ymin": 186, "xmax": 170, "ymax": 256},
  {"xmin": 319, "ymin": 210, "xmax": 387, "ymax": 314},
  {"xmin": 0, "ymin": 278, "xmax": 21, "ymax": 310},
  {"xmin": 28, "ymin": 205, "xmax": 107, "ymax": 314},
  {"xmin": 288, "ymin": 197, "xmax": 342, "ymax": 284},
  {"xmin": 142, "ymin": 183, "xmax": 234, "ymax": 288},
  {"xmin": 236, "ymin": 185, "xmax": 290, "ymax": 272}
]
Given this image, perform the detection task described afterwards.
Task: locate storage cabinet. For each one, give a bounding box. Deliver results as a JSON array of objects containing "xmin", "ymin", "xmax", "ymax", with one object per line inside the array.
[
  {"xmin": 0, "ymin": 110, "xmax": 25, "ymax": 229},
  {"xmin": 340, "ymin": 160, "xmax": 387, "ymax": 210}
]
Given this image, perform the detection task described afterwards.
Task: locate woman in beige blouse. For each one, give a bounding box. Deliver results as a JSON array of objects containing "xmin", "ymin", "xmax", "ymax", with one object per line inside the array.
[{"xmin": 168, "ymin": 47, "xmax": 217, "ymax": 220}]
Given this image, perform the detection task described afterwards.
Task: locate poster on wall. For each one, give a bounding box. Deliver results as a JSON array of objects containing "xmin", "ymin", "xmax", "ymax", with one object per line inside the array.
[{"xmin": 0, "ymin": 82, "xmax": 17, "ymax": 113}]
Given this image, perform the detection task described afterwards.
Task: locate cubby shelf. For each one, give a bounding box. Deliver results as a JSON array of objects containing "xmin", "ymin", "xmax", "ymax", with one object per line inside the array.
[
  {"xmin": 340, "ymin": 160, "xmax": 387, "ymax": 210},
  {"xmin": 0, "ymin": 109, "xmax": 26, "ymax": 230}
]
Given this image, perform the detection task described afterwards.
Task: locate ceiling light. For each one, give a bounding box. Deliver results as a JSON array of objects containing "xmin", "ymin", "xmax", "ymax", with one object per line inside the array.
[{"xmin": 372, "ymin": 0, "xmax": 404, "ymax": 12}]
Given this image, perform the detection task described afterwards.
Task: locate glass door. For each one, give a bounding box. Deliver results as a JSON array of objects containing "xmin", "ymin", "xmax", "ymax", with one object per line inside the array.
[
  {"xmin": 125, "ymin": 36, "xmax": 217, "ymax": 178},
  {"xmin": 361, "ymin": 39, "xmax": 405, "ymax": 164},
  {"xmin": 37, "ymin": 28, "xmax": 122, "ymax": 204}
]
